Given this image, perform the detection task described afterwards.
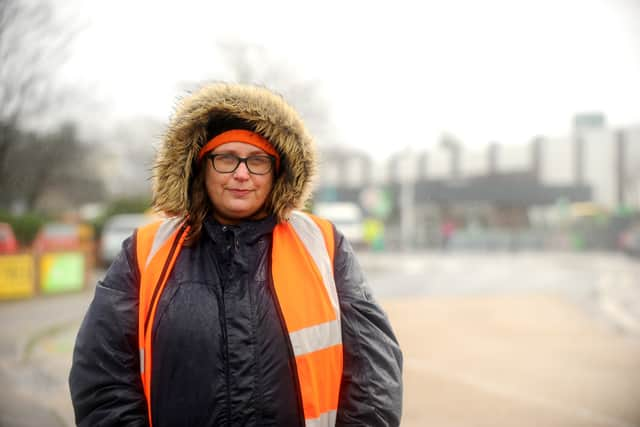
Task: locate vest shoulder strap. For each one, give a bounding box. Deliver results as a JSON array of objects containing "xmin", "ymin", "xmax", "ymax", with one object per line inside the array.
[
  {"xmin": 306, "ymin": 212, "xmax": 335, "ymax": 264},
  {"xmin": 134, "ymin": 216, "xmax": 188, "ymax": 426},
  {"xmin": 135, "ymin": 220, "xmax": 161, "ymax": 275},
  {"xmin": 273, "ymin": 210, "xmax": 342, "ymax": 424}
]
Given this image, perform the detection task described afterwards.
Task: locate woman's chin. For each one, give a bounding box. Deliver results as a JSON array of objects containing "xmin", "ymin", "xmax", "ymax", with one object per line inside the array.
[{"xmin": 217, "ymin": 205, "xmax": 265, "ymax": 222}]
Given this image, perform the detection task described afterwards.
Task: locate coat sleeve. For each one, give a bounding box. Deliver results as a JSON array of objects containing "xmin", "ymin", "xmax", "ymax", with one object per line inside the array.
[
  {"xmin": 69, "ymin": 236, "xmax": 148, "ymax": 427},
  {"xmin": 332, "ymin": 228, "xmax": 403, "ymax": 427}
]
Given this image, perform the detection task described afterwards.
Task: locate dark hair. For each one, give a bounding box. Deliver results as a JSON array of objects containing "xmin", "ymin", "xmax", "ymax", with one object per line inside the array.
[
  {"xmin": 205, "ymin": 115, "xmax": 256, "ymax": 141},
  {"xmin": 184, "ymin": 115, "xmax": 257, "ymax": 245}
]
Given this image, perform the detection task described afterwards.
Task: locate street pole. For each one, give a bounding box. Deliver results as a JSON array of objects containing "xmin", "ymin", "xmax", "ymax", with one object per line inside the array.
[{"xmin": 400, "ymin": 148, "xmax": 415, "ymax": 251}]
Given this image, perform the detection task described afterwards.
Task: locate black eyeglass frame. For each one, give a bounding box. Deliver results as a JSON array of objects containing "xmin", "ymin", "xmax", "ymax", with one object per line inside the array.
[{"xmin": 207, "ymin": 153, "xmax": 275, "ymax": 175}]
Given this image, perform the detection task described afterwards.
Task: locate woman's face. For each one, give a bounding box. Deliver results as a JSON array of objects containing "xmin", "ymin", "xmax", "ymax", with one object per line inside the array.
[{"xmin": 204, "ymin": 141, "xmax": 275, "ymax": 224}]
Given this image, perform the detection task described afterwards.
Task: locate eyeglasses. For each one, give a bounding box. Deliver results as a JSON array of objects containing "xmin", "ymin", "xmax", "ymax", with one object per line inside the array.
[{"xmin": 208, "ymin": 153, "xmax": 275, "ymax": 175}]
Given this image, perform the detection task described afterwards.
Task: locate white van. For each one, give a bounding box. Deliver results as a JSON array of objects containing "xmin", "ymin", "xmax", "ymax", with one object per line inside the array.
[{"xmin": 313, "ymin": 202, "xmax": 365, "ymax": 248}]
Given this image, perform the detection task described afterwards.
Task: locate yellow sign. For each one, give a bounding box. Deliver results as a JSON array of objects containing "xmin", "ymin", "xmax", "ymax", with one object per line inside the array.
[{"xmin": 0, "ymin": 254, "xmax": 35, "ymax": 299}]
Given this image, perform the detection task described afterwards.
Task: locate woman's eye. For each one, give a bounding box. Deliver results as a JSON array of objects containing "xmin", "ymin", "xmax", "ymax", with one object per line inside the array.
[{"xmin": 250, "ymin": 157, "xmax": 269, "ymax": 165}]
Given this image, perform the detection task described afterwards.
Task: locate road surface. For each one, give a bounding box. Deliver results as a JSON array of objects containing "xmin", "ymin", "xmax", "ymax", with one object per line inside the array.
[{"xmin": 1, "ymin": 251, "xmax": 640, "ymax": 426}]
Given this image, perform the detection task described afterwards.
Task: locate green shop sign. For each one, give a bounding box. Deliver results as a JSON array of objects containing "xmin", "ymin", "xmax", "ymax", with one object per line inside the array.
[{"xmin": 40, "ymin": 252, "xmax": 86, "ymax": 293}]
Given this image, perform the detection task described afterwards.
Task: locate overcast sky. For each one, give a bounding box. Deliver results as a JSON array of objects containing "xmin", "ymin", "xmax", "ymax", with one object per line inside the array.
[{"xmin": 59, "ymin": 0, "xmax": 640, "ymax": 158}]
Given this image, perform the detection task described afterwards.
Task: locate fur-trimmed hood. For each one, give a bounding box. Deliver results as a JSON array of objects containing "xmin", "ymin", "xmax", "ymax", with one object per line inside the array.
[{"xmin": 152, "ymin": 82, "xmax": 317, "ymax": 223}]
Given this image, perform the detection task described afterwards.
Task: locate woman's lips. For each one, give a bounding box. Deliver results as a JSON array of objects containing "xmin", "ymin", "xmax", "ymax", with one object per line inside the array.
[{"xmin": 229, "ymin": 189, "xmax": 251, "ymax": 196}]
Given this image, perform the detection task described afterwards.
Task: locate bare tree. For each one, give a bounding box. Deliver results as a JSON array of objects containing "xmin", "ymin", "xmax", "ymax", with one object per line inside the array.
[
  {"xmin": 3, "ymin": 123, "xmax": 105, "ymax": 212},
  {"xmin": 182, "ymin": 40, "xmax": 336, "ymax": 146},
  {"xmin": 0, "ymin": 0, "xmax": 77, "ymax": 202}
]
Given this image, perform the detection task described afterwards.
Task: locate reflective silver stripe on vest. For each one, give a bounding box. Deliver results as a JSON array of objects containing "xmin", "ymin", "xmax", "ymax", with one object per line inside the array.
[
  {"xmin": 305, "ymin": 410, "xmax": 337, "ymax": 427},
  {"xmin": 139, "ymin": 348, "xmax": 145, "ymax": 373},
  {"xmin": 289, "ymin": 320, "xmax": 342, "ymax": 357},
  {"xmin": 288, "ymin": 211, "xmax": 339, "ymax": 314},
  {"xmin": 145, "ymin": 217, "xmax": 184, "ymax": 268}
]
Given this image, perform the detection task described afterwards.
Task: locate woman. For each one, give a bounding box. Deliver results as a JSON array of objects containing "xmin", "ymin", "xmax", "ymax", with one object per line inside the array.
[{"xmin": 69, "ymin": 82, "xmax": 403, "ymax": 426}]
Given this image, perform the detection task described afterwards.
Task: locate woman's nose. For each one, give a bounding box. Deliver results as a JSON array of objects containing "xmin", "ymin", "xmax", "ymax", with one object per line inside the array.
[{"xmin": 233, "ymin": 161, "xmax": 251, "ymax": 178}]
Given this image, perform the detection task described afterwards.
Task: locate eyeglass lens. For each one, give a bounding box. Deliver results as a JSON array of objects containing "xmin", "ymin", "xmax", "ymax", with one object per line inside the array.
[{"xmin": 211, "ymin": 154, "xmax": 273, "ymax": 174}]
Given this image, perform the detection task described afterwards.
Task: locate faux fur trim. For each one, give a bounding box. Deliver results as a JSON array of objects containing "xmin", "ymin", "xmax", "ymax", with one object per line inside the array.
[{"xmin": 152, "ymin": 82, "xmax": 316, "ymax": 222}]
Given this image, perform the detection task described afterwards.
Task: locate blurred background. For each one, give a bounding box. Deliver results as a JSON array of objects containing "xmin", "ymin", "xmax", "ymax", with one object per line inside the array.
[{"xmin": 1, "ymin": 0, "xmax": 640, "ymax": 426}]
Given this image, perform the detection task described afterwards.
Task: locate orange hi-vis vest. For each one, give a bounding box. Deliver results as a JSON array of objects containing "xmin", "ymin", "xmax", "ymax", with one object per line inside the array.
[{"xmin": 135, "ymin": 211, "xmax": 343, "ymax": 427}]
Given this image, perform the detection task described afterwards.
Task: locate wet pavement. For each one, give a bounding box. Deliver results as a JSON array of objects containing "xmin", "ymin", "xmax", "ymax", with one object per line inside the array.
[
  {"xmin": 0, "ymin": 361, "xmax": 66, "ymax": 427},
  {"xmin": 0, "ymin": 288, "xmax": 93, "ymax": 427}
]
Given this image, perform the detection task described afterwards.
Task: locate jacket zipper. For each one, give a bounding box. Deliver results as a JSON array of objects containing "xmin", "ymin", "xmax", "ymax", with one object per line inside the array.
[
  {"xmin": 267, "ymin": 251, "xmax": 306, "ymax": 427},
  {"xmin": 220, "ymin": 229, "xmax": 232, "ymax": 426}
]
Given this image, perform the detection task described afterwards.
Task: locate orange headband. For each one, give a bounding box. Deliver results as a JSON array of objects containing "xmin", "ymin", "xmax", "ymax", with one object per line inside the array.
[{"xmin": 198, "ymin": 129, "xmax": 280, "ymax": 171}]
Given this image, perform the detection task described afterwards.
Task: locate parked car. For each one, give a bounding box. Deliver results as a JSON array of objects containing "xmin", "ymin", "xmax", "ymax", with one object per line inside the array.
[
  {"xmin": 0, "ymin": 222, "xmax": 19, "ymax": 254},
  {"xmin": 100, "ymin": 213, "xmax": 156, "ymax": 266},
  {"xmin": 619, "ymin": 225, "xmax": 640, "ymax": 257},
  {"xmin": 32, "ymin": 223, "xmax": 84, "ymax": 252}
]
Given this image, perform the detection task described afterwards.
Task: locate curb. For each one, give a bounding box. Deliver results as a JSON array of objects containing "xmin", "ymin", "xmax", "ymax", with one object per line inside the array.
[
  {"xmin": 13, "ymin": 319, "xmax": 81, "ymax": 427},
  {"xmin": 18, "ymin": 318, "xmax": 81, "ymax": 364}
]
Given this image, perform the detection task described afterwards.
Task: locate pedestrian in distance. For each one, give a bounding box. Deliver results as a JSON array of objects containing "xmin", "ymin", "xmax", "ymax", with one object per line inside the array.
[{"xmin": 69, "ymin": 82, "xmax": 403, "ymax": 426}]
